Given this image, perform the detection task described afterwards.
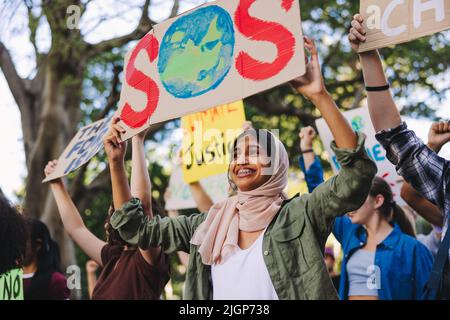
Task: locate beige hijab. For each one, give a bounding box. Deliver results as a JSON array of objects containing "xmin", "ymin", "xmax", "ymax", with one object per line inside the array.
[{"xmin": 190, "ymin": 132, "xmax": 289, "ymax": 265}]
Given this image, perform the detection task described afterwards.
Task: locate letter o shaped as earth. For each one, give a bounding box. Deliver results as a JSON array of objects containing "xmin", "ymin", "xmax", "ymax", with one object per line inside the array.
[{"xmin": 158, "ymin": 5, "xmax": 235, "ymax": 99}]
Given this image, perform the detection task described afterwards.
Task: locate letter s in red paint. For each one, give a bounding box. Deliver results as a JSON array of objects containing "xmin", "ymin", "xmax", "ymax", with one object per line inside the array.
[
  {"xmin": 120, "ymin": 34, "xmax": 160, "ymax": 129},
  {"xmin": 234, "ymin": 0, "xmax": 296, "ymax": 81},
  {"xmin": 281, "ymin": 0, "xmax": 294, "ymax": 12}
]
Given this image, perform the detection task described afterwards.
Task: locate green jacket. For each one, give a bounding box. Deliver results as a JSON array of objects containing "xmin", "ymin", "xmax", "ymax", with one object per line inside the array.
[{"xmin": 111, "ymin": 133, "xmax": 377, "ymax": 300}]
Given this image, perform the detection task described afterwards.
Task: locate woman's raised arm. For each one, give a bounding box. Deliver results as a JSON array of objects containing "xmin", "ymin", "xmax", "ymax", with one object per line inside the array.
[{"xmin": 44, "ymin": 161, "xmax": 105, "ymax": 266}]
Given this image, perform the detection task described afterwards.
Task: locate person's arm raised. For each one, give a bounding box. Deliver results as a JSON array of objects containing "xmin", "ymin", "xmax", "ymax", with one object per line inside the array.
[
  {"xmin": 290, "ymin": 36, "xmax": 377, "ymax": 237},
  {"xmin": 107, "ymin": 124, "xmax": 207, "ymax": 254},
  {"xmin": 401, "ymin": 182, "xmax": 443, "ymax": 228},
  {"xmin": 291, "ymin": 37, "xmax": 357, "ymax": 149},
  {"xmin": 298, "ymin": 126, "xmax": 325, "ymax": 193},
  {"xmin": 104, "ymin": 117, "xmax": 132, "ymax": 210},
  {"xmin": 131, "ymin": 129, "xmax": 152, "ymax": 216},
  {"xmin": 130, "ymin": 128, "xmax": 164, "ymax": 266},
  {"xmin": 44, "ymin": 161, "xmax": 105, "ymax": 266},
  {"xmin": 399, "ymin": 123, "xmax": 448, "ymax": 228},
  {"xmin": 349, "ymin": 14, "xmax": 402, "ymax": 132},
  {"xmin": 299, "ymin": 126, "xmax": 317, "ymax": 171},
  {"xmin": 427, "ymin": 121, "xmax": 450, "ymax": 154},
  {"xmin": 349, "ymin": 14, "xmax": 449, "ymax": 211}
]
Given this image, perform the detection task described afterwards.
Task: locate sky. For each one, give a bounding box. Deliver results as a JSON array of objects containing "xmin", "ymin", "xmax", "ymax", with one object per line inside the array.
[{"xmin": 0, "ymin": 0, "xmax": 448, "ymax": 202}]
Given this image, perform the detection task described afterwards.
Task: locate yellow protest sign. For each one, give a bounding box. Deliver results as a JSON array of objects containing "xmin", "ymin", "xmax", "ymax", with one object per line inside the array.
[{"xmin": 181, "ymin": 101, "xmax": 246, "ymax": 183}]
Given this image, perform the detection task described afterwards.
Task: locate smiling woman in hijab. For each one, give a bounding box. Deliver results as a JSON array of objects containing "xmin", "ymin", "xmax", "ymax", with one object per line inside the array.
[{"xmin": 108, "ymin": 37, "xmax": 377, "ymax": 300}]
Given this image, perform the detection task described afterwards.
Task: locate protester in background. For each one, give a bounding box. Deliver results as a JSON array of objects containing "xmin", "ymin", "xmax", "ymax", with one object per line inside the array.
[
  {"xmin": 108, "ymin": 37, "xmax": 377, "ymax": 300},
  {"xmin": 349, "ymin": 13, "xmax": 450, "ymax": 299},
  {"xmin": 299, "ymin": 127, "xmax": 433, "ymax": 300},
  {"xmin": 324, "ymin": 247, "xmax": 340, "ymax": 291},
  {"xmin": 334, "ymin": 177, "xmax": 433, "ymax": 300},
  {"xmin": 45, "ymin": 128, "xmax": 169, "ymax": 300},
  {"xmin": 0, "ymin": 190, "xmax": 28, "ymax": 276},
  {"xmin": 22, "ymin": 218, "xmax": 70, "ymax": 300}
]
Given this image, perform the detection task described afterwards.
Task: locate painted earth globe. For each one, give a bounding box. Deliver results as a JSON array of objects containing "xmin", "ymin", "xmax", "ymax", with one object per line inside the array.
[{"xmin": 158, "ymin": 5, "xmax": 235, "ymax": 99}]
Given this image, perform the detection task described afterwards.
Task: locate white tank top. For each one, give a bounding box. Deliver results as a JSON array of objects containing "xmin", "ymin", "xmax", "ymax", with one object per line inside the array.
[{"xmin": 211, "ymin": 230, "xmax": 279, "ymax": 300}]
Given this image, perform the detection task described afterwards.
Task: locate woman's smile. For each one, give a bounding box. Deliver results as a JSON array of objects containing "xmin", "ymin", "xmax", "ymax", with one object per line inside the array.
[{"xmin": 235, "ymin": 166, "xmax": 257, "ymax": 178}]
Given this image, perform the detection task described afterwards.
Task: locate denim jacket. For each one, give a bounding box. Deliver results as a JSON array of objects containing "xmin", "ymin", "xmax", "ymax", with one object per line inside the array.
[{"xmin": 299, "ymin": 154, "xmax": 434, "ymax": 299}]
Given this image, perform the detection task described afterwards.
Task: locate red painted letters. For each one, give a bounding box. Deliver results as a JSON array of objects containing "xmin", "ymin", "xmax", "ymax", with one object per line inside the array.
[
  {"xmin": 281, "ymin": 0, "xmax": 294, "ymax": 12},
  {"xmin": 234, "ymin": 0, "xmax": 296, "ymax": 81},
  {"xmin": 120, "ymin": 34, "xmax": 160, "ymax": 128}
]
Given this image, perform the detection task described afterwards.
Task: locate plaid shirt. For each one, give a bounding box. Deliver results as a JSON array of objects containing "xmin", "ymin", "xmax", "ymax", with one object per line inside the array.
[{"xmin": 376, "ymin": 122, "xmax": 450, "ymax": 293}]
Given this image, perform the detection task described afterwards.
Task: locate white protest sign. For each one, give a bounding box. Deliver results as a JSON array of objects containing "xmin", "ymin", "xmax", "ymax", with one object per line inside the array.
[
  {"xmin": 165, "ymin": 166, "xmax": 229, "ymax": 211},
  {"xmin": 42, "ymin": 115, "xmax": 113, "ymax": 182},
  {"xmin": 359, "ymin": 0, "xmax": 450, "ymax": 52},
  {"xmin": 43, "ymin": 0, "xmax": 305, "ymax": 183},
  {"xmin": 116, "ymin": 0, "xmax": 306, "ymax": 140},
  {"xmin": 316, "ymin": 107, "xmax": 405, "ymax": 205}
]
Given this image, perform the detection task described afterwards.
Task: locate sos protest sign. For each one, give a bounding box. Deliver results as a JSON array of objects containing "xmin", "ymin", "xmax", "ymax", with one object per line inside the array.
[
  {"xmin": 165, "ymin": 166, "xmax": 229, "ymax": 211},
  {"xmin": 42, "ymin": 116, "xmax": 112, "ymax": 182},
  {"xmin": 359, "ymin": 0, "xmax": 450, "ymax": 52},
  {"xmin": 181, "ymin": 101, "xmax": 245, "ymax": 183},
  {"xmin": 0, "ymin": 269, "xmax": 23, "ymax": 300},
  {"xmin": 316, "ymin": 107, "xmax": 405, "ymax": 205},
  {"xmin": 43, "ymin": 0, "xmax": 305, "ymax": 183},
  {"xmin": 116, "ymin": 0, "xmax": 305, "ymax": 141}
]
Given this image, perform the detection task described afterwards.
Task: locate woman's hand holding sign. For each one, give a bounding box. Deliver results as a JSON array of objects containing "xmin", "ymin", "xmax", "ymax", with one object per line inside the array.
[
  {"xmin": 348, "ymin": 14, "xmax": 367, "ymax": 53},
  {"xmin": 44, "ymin": 160, "xmax": 62, "ymax": 184},
  {"xmin": 104, "ymin": 117, "xmax": 133, "ymax": 210},
  {"xmin": 290, "ymin": 37, "xmax": 328, "ymax": 103},
  {"xmin": 103, "ymin": 116, "xmax": 128, "ymax": 164},
  {"xmin": 292, "ymin": 36, "xmax": 356, "ymax": 149},
  {"xmin": 349, "ymin": 14, "xmax": 403, "ymax": 133}
]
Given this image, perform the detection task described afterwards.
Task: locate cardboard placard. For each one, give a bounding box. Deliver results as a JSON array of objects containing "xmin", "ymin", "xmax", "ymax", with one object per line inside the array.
[
  {"xmin": 42, "ymin": 116, "xmax": 113, "ymax": 182},
  {"xmin": 43, "ymin": 0, "xmax": 305, "ymax": 183},
  {"xmin": 315, "ymin": 107, "xmax": 405, "ymax": 205},
  {"xmin": 165, "ymin": 166, "xmax": 229, "ymax": 211},
  {"xmin": 359, "ymin": 0, "xmax": 450, "ymax": 52},
  {"xmin": 181, "ymin": 100, "xmax": 245, "ymax": 183},
  {"xmin": 116, "ymin": 0, "xmax": 305, "ymax": 141},
  {"xmin": 0, "ymin": 269, "xmax": 23, "ymax": 300}
]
